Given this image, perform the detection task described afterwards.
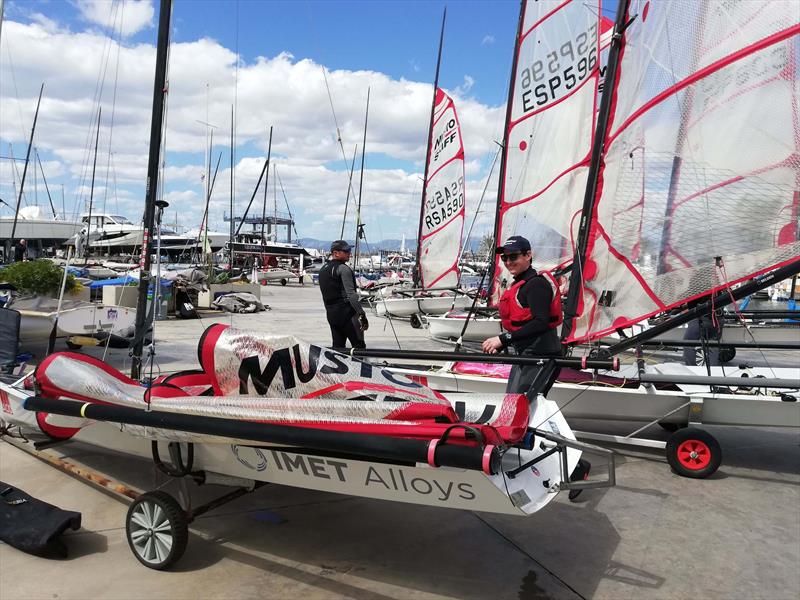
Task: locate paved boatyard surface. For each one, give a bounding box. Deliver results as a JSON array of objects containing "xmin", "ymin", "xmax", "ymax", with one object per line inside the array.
[{"xmin": 1, "ymin": 282, "xmax": 798, "ymax": 600}]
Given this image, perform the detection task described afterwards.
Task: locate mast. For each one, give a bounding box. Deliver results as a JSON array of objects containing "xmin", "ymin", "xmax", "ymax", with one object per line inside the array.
[
  {"xmin": 487, "ymin": 2, "xmax": 525, "ymax": 305},
  {"xmin": 234, "ymin": 142, "xmax": 271, "ymax": 236},
  {"xmin": 84, "ymin": 107, "xmax": 102, "ymax": 262},
  {"xmin": 9, "ymin": 83, "xmax": 44, "ymax": 248},
  {"xmin": 131, "ymin": 0, "xmax": 172, "ymax": 379},
  {"xmin": 35, "ymin": 150, "xmax": 57, "ymax": 218},
  {"xmin": 339, "ymin": 144, "xmax": 358, "ymax": 239},
  {"xmin": 229, "ymin": 105, "xmax": 235, "ymax": 270},
  {"xmin": 353, "ymin": 87, "xmax": 370, "ymax": 269},
  {"xmin": 414, "ymin": 8, "xmax": 446, "ymax": 287},
  {"xmin": 260, "ymin": 126, "xmax": 273, "ymax": 245},
  {"xmin": 560, "ymin": 0, "xmax": 631, "ymax": 341}
]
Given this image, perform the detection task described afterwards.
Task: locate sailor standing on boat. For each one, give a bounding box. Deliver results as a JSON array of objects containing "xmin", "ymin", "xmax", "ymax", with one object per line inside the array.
[
  {"xmin": 319, "ymin": 240, "xmax": 368, "ymax": 349},
  {"xmin": 482, "ymin": 236, "xmax": 562, "ymax": 396}
]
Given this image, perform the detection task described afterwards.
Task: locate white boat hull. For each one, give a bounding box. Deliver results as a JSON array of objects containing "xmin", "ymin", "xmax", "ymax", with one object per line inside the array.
[
  {"xmin": 0, "ymin": 380, "xmax": 580, "ymax": 517},
  {"xmin": 375, "ymin": 295, "xmax": 471, "ymax": 317},
  {"xmin": 391, "ymin": 363, "xmax": 800, "ymax": 428},
  {"xmin": 427, "ymin": 314, "xmax": 502, "ymax": 341},
  {"xmin": 18, "ymin": 304, "xmax": 136, "ymax": 342},
  {"xmin": 0, "ymin": 217, "xmax": 82, "ymax": 241}
]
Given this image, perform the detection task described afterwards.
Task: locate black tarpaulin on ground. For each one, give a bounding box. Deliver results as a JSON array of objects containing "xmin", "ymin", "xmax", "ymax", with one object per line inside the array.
[{"xmin": 0, "ymin": 481, "xmax": 81, "ymax": 558}]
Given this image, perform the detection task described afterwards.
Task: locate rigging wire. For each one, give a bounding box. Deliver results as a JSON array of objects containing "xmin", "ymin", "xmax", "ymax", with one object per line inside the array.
[
  {"xmin": 320, "ymin": 67, "xmax": 361, "ymax": 239},
  {"xmin": 102, "ymin": 0, "xmax": 125, "ymax": 215},
  {"xmin": 273, "ymin": 164, "xmax": 300, "ymax": 241}
]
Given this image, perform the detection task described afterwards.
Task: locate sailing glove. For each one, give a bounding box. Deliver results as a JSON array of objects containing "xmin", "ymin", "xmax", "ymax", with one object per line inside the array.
[{"xmin": 358, "ymin": 314, "xmax": 369, "ymax": 331}]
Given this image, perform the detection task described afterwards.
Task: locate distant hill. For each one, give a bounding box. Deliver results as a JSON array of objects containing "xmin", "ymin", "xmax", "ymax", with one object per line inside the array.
[{"xmin": 297, "ymin": 237, "xmax": 485, "ymax": 253}]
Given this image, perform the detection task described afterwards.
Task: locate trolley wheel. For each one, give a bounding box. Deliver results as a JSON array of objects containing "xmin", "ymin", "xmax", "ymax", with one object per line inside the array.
[
  {"xmin": 126, "ymin": 491, "xmax": 189, "ymax": 570},
  {"xmin": 666, "ymin": 427, "xmax": 722, "ymax": 479},
  {"xmin": 719, "ymin": 346, "xmax": 736, "ymax": 363},
  {"xmin": 65, "ymin": 341, "xmax": 82, "ymax": 350},
  {"xmin": 409, "ymin": 314, "xmax": 423, "ymax": 329},
  {"xmin": 280, "ymin": 278, "xmax": 288, "ymax": 286}
]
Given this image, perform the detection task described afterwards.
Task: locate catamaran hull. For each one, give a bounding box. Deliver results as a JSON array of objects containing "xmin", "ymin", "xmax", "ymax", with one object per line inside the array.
[{"xmin": 375, "ymin": 295, "xmax": 471, "ymax": 317}]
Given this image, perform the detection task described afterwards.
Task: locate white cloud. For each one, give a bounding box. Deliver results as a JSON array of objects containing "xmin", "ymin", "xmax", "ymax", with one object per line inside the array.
[
  {"xmin": 481, "ymin": 35, "xmax": 495, "ymax": 46},
  {"xmin": 75, "ymin": 0, "xmax": 154, "ymax": 36},
  {"xmin": 453, "ymin": 75, "xmax": 475, "ymax": 96},
  {"xmin": 0, "ymin": 11, "xmax": 506, "ymax": 241}
]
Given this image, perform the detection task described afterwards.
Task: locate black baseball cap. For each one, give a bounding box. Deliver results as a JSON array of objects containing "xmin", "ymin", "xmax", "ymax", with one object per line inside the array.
[
  {"xmin": 330, "ymin": 240, "xmax": 352, "ymax": 252},
  {"xmin": 496, "ymin": 235, "xmax": 531, "ymax": 254}
]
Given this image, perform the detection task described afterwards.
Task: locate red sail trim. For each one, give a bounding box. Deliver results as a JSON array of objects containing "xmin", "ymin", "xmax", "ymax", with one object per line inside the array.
[
  {"xmin": 605, "ymin": 24, "xmax": 800, "ymax": 148},
  {"xmin": 426, "ymin": 149, "xmax": 465, "ymax": 185},
  {"xmin": 431, "ymin": 96, "xmax": 454, "ymax": 127},
  {"xmin": 501, "ymin": 156, "xmax": 592, "ymax": 210},
  {"xmin": 426, "ymin": 262, "xmax": 460, "ymax": 289},
  {"xmin": 508, "ymin": 72, "xmax": 599, "ymax": 127}
]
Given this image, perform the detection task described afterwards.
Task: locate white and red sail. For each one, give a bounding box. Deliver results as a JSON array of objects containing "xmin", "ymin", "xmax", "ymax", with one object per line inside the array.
[
  {"xmin": 490, "ymin": 0, "xmax": 608, "ymax": 304},
  {"xmin": 417, "ymin": 88, "xmax": 466, "ymax": 289},
  {"xmin": 564, "ymin": 0, "xmax": 800, "ymax": 342}
]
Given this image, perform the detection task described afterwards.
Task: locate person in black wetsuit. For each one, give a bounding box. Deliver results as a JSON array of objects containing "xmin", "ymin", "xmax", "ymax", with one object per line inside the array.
[
  {"xmin": 318, "ymin": 240, "xmax": 368, "ymax": 349},
  {"xmin": 481, "ymin": 235, "xmax": 590, "ymax": 498}
]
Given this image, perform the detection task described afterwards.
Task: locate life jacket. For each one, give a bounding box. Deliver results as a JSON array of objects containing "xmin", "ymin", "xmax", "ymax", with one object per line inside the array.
[{"xmin": 498, "ymin": 269, "xmax": 563, "ymax": 332}]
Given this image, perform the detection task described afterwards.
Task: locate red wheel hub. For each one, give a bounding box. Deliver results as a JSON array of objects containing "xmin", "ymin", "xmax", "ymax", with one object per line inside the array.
[{"xmin": 676, "ymin": 439, "xmax": 712, "ymax": 470}]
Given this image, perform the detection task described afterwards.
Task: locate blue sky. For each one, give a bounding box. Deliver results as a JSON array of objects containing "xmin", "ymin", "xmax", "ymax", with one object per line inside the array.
[{"xmin": 0, "ymin": 0, "xmax": 617, "ymax": 243}]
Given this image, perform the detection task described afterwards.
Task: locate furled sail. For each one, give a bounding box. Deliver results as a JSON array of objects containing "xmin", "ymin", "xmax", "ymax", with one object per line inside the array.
[
  {"xmin": 418, "ymin": 88, "xmax": 466, "ymax": 289},
  {"xmin": 565, "ymin": 0, "xmax": 800, "ymax": 342},
  {"xmin": 491, "ymin": 0, "xmax": 607, "ymax": 304}
]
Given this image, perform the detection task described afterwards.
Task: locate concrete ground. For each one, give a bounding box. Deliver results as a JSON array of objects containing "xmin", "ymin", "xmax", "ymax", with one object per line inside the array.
[{"xmin": 1, "ymin": 282, "xmax": 799, "ymax": 599}]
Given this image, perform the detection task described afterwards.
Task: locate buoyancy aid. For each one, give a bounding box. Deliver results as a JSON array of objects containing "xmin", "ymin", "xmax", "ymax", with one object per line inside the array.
[{"xmin": 498, "ymin": 269, "xmax": 563, "ymax": 332}]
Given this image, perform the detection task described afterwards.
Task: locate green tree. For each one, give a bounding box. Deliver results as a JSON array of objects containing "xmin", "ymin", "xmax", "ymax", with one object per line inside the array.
[{"xmin": 0, "ymin": 259, "xmax": 77, "ymax": 296}]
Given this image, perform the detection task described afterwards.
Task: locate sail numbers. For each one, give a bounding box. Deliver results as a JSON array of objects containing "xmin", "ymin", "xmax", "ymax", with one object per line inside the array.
[
  {"xmin": 424, "ymin": 176, "xmax": 465, "ymax": 232},
  {"xmin": 519, "ymin": 21, "xmax": 598, "ymax": 112}
]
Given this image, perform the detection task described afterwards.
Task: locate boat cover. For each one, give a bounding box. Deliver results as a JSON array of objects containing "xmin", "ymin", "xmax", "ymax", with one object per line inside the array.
[
  {"xmin": 0, "ymin": 481, "xmax": 81, "ymax": 558},
  {"xmin": 33, "ymin": 324, "xmax": 529, "ymax": 446}
]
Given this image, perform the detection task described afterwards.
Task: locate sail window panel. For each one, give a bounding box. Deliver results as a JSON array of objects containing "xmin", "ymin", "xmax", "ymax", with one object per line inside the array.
[
  {"xmin": 567, "ymin": 0, "xmax": 800, "ymax": 342},
  {"xmin": 680, "ymin": 40, "xmax": 796, "ymax": 177},
  {"xmin": 696, "ymin": 1, "xmax": 798, "ymax": 70},
  {"xmin": 569, "ymin": 230, "xmax": 665, "ymax": 341}
]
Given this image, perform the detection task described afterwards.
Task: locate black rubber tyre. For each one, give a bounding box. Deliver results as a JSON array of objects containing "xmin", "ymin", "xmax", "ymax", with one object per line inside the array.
[
  {"xmin": 658, "ymin": 421, "xmax": 683, "ymax": 432},
  {"xmin": 280, "ymin": 278, "xmax": 288, "ymax": 286},
  {"xmin": 126, "ymin": 491, "xmax": 189, "ymax": 570},
  {"xmin": 666, "ymin": 427, "xmax": 722, "ymax": 479},
  {"xmin": 409, "ymin": 314, "xmax": 423, "ymax": 329},
  {"xmin": 719, "ymin": 345, "xmax": 736, "ymax": 364}
]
